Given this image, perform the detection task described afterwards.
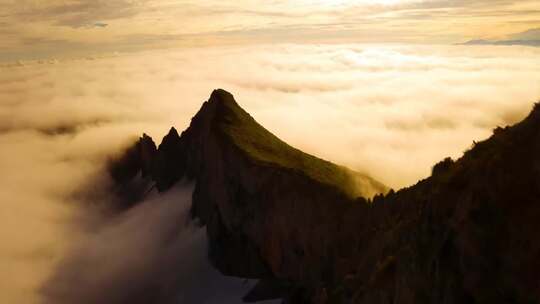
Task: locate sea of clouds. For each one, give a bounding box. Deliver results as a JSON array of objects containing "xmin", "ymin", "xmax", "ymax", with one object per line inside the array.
[{"xmin": 0, "ymin": 43, "xmax": 539, "ymax": 303}]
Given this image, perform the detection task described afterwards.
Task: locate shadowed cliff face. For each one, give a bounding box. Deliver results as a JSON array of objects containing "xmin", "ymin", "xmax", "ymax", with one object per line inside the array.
[{"xmin": 113, "ymin": 90, "xmax": 540, "ymax": 303}]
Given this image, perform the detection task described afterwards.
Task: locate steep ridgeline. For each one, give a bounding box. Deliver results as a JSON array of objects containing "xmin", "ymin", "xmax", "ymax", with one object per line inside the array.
[{"xmin": 110, "ymin": 90, "xmax": 540, "ymax": 304}]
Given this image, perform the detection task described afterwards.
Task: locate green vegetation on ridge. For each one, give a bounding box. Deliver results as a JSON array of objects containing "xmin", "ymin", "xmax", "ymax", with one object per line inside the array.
[{"xmin": 209, "ymin": 89, "xmax": 386, "ymax": 198}]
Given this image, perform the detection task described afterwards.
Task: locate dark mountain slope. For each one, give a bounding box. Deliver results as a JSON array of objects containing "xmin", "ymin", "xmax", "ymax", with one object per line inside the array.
[
  {"xmin": 111, "ymin": 90, "xmax": 540, "ymax": 304},
  {"xmin": 336, "ymin": 103, "xmax": 540, "ymax": 304}
]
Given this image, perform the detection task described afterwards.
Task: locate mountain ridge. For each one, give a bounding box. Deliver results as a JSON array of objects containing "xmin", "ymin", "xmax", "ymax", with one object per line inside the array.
[{"xmin": 110, "ymin": 90, "xmax": 540, "ymax": 303}]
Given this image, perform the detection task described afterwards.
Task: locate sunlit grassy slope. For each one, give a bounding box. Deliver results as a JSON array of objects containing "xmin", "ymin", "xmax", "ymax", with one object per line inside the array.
[{"xmin": 210, "ymin": 89, "xmax": 387, "ymax": 198}]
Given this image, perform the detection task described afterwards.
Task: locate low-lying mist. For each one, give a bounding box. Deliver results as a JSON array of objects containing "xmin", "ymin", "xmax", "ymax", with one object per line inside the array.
[
  {"xmin": 41, "ymin": 184, "xmax": 264, "ymax": 304},
  {"xmin": 0, "ymin": 43, "xmax": 539, "ymax": 303}
]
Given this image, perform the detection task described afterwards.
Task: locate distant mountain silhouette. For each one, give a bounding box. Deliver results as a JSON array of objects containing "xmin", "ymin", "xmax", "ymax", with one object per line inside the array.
[
  {"xmin": 110, "ymin": 90, "xmax": 540, "ymax": 303},
  {"xmin": 460, "ymin": 39, "xmax": 540, "ymax": 47},
  {"xmin": 459, "ymin": 27, "xmax": 540, "ymax": 47}
]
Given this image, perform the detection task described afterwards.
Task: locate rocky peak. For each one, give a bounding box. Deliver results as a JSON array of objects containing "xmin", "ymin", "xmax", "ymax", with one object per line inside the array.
[
  {"xmin": 108, "ymin": 133, "xmax": 156, "ymax": 183},
  {"xmin": 209, "ymin": 88, "xmax": 238, "ymax": 105},
  {"xmin": 139, "ymin": 133, "xmax": 157, "ymax": 177},
  {"xmin": 161, "ymin": 127, "xmax": 180, "ymax": 144}
]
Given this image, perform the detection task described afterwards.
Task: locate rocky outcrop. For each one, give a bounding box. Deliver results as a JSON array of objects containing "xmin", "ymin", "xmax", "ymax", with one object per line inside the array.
[
  {"xmin": 112, "ymin": 89, "xmax": 540, "ymax": 303},
  {"xmin": 107, "ymin": 133, "xmax": 157, "ymax": 208}
]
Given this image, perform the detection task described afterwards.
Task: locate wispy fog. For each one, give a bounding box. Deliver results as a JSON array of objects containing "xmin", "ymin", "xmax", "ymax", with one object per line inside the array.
[
  {"xmin": 0, "ymin": 44, "xmax": 539, "ymax": 303},
  {"xmin": 41, "ymin": 185, "xmax": 266, "ymax": 304}
]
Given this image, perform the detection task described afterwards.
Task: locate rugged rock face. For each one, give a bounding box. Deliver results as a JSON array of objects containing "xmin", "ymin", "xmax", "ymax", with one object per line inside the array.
[{"xmin": 112, "ymin": 89, "xmax": 540, "ymax": 304}]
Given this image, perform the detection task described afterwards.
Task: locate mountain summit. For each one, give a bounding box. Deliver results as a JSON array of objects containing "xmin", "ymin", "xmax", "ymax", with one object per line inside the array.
[
  {"xmin": 113, "ymin": 89, "xmax": 386, "ymax": 197},
  {"xmin": 111, "ymin": 90, "xmax": 540, "ymax": 304}
]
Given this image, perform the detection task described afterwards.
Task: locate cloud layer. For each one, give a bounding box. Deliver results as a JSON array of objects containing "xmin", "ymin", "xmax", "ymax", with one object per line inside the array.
[{"xmin": 0, "ymin": 43, "xmax": 539, "ymax": 303}]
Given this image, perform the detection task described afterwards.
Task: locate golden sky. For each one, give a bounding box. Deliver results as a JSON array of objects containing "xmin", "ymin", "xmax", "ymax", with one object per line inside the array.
[{"xmin": 1, "ymin": 0, "xmax": 539, "ymax": 60}]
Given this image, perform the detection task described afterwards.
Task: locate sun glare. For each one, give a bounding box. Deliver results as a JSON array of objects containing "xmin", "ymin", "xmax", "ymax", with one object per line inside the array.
[{"xmin": 316, "ymin": 0, "xmax": 403, "ymax": 4}]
